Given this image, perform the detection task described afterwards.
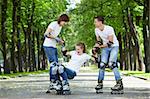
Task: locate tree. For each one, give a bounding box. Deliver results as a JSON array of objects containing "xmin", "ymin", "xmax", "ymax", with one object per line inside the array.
[
  {"xmin": 143, "ymin": 0, "xmax": 150, "ymax": 73},
  {"xmin": 1, "ymin": 0, "xmax": 10, "ymax": 74}
]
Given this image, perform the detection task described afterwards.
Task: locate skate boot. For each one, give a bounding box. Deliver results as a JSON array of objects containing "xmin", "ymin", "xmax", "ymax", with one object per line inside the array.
[
  {"xmin": 55, "ymin": 80, "xmax": 63, "ymax": 95},
  {"xmin": 111, "ymin": 79, "xmax": 124, "ymax": 94},
  {"xmin": 95, "ymin": 80, "xmax": 103, "ymax": 94},
  {"xmin": 46, "ymin": 80, "xmax": 57, "ymax": 93},
  {"xmin": 62, "ymin": 80, "xmax": 71, "ymax": 95}
]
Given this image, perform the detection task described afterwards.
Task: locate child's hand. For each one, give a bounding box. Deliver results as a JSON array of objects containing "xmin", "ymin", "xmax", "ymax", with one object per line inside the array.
[{"xmin": 94, "ymin": 43, "xmax": 100, "ymax": 48}]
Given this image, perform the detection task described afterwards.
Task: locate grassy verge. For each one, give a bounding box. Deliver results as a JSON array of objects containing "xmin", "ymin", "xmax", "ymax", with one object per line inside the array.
[
  {"xmin": 1, "ymin": 65, "xmax": 149, "ymax": 80},
  {"xmin": 0, "ymin": 70, "xmax": 49, "ymax": 79},
  {"xmin": 122, "ymin": 71, "xmax": 150, "ymax": 80}
]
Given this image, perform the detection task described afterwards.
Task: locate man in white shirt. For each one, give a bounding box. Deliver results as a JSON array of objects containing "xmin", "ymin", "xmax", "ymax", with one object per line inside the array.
[{"xmin": 94, "ymin": 16, "xmax": 123, "ymax": 94}]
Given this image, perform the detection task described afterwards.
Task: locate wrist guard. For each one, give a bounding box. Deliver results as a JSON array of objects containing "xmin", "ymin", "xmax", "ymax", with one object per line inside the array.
[
  {"xmin": 55, "ymin": 37, "xmax": 62, "ymax": 42},
  {"xmin": 92, "ymin": 47, "xmax": 100, "ymax": 55},
  {"xmin": 107, "ymin": 41, "xmax": 113, "ymax": 47}
]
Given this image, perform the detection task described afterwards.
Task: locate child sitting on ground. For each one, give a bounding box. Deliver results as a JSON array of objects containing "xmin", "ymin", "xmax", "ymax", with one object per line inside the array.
[{"xmin": 47, "ymin": 42, "xmax": 96, "ymax": 94}]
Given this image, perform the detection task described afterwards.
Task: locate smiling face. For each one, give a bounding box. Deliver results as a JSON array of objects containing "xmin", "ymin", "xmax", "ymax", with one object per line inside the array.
[
  {"xmin": 60, "ymin": 21, "xmax": 67, "ymax": 26},
  {"xmin": 94, "ymin": 19, "xmax": 103, "ymax": 28},
  {"xmin": 75, "ymin": 45, "xmax": 84, "ymax": 55}
]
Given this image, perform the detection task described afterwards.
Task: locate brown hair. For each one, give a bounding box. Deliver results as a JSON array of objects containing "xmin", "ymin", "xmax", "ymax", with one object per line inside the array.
[
  {"xmin": 94, "ymin": 16, "xmax": 104, "ymax": 24},
  {"xmin": 58, "ymin": 14, "xmax": 69, "ymax": 24},
  {"xmin": 76, "ymin": 42, "xmax": 86, "ymax": 53}
]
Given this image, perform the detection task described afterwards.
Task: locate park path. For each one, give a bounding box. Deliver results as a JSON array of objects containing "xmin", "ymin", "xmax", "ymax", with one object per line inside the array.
[{"xmin": 0, "ymin": 70, "xmax": 150, "ymax": 99}]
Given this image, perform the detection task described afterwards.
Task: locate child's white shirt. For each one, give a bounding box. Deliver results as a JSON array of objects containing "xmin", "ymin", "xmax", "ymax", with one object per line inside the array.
[{"xmin": 65, "ymin": 51, "xmax": 91, "ymax": 73}]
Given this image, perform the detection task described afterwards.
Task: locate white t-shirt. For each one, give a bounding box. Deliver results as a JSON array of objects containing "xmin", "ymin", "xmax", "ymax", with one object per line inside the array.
[
  {"xmin": 43, "ymin": 21, "xmax": 62, "ymax": 48},
  {"xmin": 95, "ymin": 25, "xmax": 119, "ymax": 47},
  {"xmin": 65, "ymin": 51, "xmax": 91, "ymax": 73}
]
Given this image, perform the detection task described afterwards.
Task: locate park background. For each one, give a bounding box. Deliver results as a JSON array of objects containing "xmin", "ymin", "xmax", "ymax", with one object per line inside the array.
[{"xmin": 0, "ymin": 0, "xmax": 150, "ymax": 79}]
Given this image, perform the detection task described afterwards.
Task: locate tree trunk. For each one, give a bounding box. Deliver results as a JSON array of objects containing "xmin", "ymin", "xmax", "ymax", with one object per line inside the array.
[
  {"xmin": 28, "ymin": 0, "xmax": 35, "ymax": 72},
  {"xmin": 36, "ymin": 29, "xmax": 40, "ymax": 70},
  {"xmin": 17, "ymin": 0, "xmax": 23, "ymax": 72},
  {"xmin": 11, "ymin": 0, "xmax": 17, "ymax": 73},
  {"xmin": 143, "ymin": 0, "xmax": 150, "ymax": 73},
  {"xmin": 127, "ymin": 7, "xmax": 144, "ymax": 71},
  {"xmin": 21, "ymin": 22, "xmax": 28, "ymax": 72},
  {"xmin": 32, "ymin": 31, "xmax": 37, "ymax": 71},
  {"xmin": 117, "ymin": 32, "xmax": 123, "ymax": 70},
  {"xmin": 1, "ymin": 0, "xmax": 10, "ymax": 74}
]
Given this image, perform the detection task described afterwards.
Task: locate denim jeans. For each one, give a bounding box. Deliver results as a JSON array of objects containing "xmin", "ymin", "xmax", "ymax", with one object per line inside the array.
[
  {"xmin": 43, "ymin": 46, "xmax": 58, "ymax": 81},
  {"xmin": 43, "ymin": 46, "xmax": 58, "ymax": 63},
  {"xmin": 98, "ymin": 46, "xmax": 121, "ymax": 81}
]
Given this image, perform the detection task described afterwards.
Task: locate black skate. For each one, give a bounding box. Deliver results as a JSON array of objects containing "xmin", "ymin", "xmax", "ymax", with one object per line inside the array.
[
  {"xmin": 111, "ymin": 79, "xmax": 124, "ymax": 94},
  {"xmin": 55, "ymin": 80, "xmax": 63, "ymax": 95},
  {"xmin": 95, "ymin": 80, "xmax": 103, "ymax": 94},
  {"xmin": 62, "ymin": 81, "xmax": 71, "ymax": 95},
  {"xmin": 46, "ymin": 81, "xmax": 56, "ymax": 93}
]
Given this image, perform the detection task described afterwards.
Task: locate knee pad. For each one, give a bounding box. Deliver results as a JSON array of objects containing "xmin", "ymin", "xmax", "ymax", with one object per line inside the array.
[
  {"xmin": 58, "ymin": 65, "xmax": 65, "ymax": 74},
  {"xmin": 50, "ymin": 62, "xmax": 58, "ymax": 75},
  {"xmin": 50, "ymin": 61, "xmax": 57, "ymax": 67},
  {"xmin": 108, "ymin": 62, "xmax": 118, "ymax": 70},
  {"xmin": 99, "ymin": 62, "xmax": 106, "ymax": 70},
  {"xmin": 51, "ymin": 65, "xmax": 58, "ymax": 75}
]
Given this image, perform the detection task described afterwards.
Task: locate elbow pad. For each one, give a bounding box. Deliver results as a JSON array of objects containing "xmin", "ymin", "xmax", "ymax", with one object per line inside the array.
[
  {"xmin": 96, "ymin": 41, "xmax": 103, "ymax": 46},
  {"xmin": 44, "ymin": 32, "xmax": 50, "ymax": 38}
]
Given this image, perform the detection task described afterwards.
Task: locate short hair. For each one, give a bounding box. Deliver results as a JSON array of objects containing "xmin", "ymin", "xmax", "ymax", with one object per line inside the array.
[
  {"xmin": 58, "ymin": 14, "xmax": 69, "ymax": 24},
  {"xmin": 94, "ymin": 16, "xmax": 104, "ymax": 23},
  {"xmin": 76, "ymin": 42, "xmax": 86, "ymax": 53}
]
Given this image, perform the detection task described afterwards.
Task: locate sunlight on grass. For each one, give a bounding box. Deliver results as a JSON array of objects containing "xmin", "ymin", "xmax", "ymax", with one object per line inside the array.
[
  {"xmin": 122, "ymin": 71, "xmax": 150, "ymax": 79},
  {"xmin": 0, "ymin": 70, "xmax": 49, "ymax": 79}
]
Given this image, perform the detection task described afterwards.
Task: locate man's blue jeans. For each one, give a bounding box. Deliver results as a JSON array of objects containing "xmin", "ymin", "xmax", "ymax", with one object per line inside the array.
[
  {"xmin": 43, "ymin": 46, "xmax": 58, "ymax": 81},
  {"xmin": 98, "ymin": 46, "xmax": 121, "ymax": 81}
]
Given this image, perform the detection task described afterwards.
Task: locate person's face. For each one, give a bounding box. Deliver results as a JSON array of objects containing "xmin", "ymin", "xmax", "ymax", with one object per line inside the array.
[
  {"xmin": 94, "ymin": 19, "xmax": 102, "ymax": 28},
  {"xmin": 60, "ymin": 21, "xmax": 67, "ymax": 26},
  {"xmin": 75, "ymin": 46, "xmax": 83, "ymax": 55}
]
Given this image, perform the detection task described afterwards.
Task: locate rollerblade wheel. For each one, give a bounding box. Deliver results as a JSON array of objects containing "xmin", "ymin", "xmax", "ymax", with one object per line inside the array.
[
  {"xmin": 111, "ymin": 90, "xmax": 124, "ymax": 94},
  {"xmin": 56, "ymin": 90, "xmax": 63, "ymax": 95},
  {"xmin": 96, "ymin": 89, "xmax": 103, "ymax": 94},
  {"xmin": 63, "ymin": 91, "xmax": 71, "ymax": 95},
  {"xmin": 46, "ymin": 90, "xmax": 51, "ymax": 93}
]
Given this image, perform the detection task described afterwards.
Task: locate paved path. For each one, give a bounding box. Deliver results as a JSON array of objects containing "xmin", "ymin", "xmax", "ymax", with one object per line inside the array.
[{"xmin": 0, "ymin": 71, "xmax": 150, "ymax": 99}]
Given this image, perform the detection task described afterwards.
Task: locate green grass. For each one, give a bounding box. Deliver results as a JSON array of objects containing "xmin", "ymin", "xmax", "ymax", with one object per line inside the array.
[
  {"xmin": 0, "ymin": 70, "xmax": 49, "ymax": 79},
  {"xmin": 1, "ymin": 65, "xmax": 150, "ymax": 80},
  {"xmin": 122, "ymin": 71, "xmax": 150, "ymax": 79}
]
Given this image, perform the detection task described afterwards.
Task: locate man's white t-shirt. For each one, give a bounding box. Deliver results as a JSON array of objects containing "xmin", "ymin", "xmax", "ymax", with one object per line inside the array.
[
  {"xmin": 95, "ymin": 25, "xmax": 119, "ymax": 47},
  {"xmin": 65, "ymin": 51, "xmax": 91, "ymax": 73},
  {"xmin": 43, "ymin": 21, "xmax": 62, "ymax": 48}
]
